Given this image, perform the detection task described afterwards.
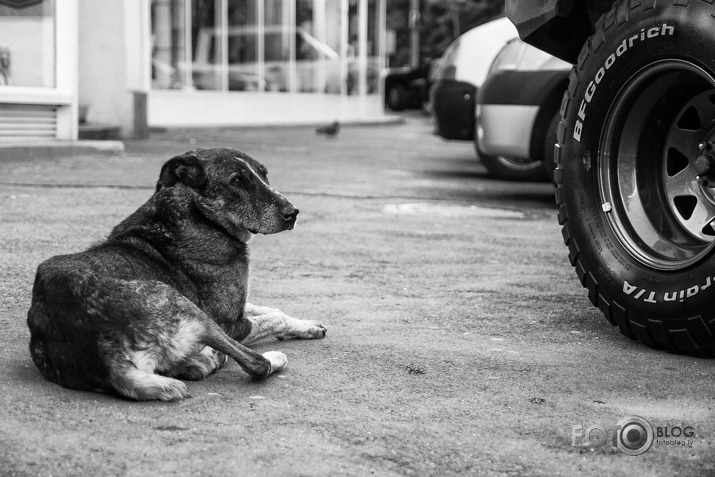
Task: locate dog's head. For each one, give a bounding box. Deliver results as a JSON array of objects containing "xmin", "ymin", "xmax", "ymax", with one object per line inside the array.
[{"xmin": 156, "ymin": 148, "xmax": 298, "ymax": 241}]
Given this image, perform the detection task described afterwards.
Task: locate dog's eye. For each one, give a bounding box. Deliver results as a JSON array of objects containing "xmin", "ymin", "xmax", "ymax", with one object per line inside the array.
[{"xmin": 229, "ymin": 173, "xmax": 242, "ymax": 185}]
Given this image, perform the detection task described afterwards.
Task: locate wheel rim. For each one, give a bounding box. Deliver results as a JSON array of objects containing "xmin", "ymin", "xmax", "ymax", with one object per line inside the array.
[
  {"xmin": 599, "ymin": 60, "xmax": 715, "ymax": 270},
  {"xmin": 663, "ymin": 91, "xmax": 715, "ymax": 242},
  {"xmin": 496, "ymin": 155, "xmax": 543, "ymax": 171}
]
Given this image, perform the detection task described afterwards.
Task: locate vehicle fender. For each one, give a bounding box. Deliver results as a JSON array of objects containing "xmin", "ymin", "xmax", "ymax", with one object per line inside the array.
[
  {"xmin": 528, "ymin": 74, "xmax": 569, "ymax": 160},
  {"xmin": 506, "ymin": 0, "xmax": 594, "ymax": 63}
]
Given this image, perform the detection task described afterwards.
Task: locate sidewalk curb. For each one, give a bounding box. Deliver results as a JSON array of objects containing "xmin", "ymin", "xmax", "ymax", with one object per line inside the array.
[
  {"xmin": 0, "ymin": 140, "xmax": 125, "ymax": 162},
  {"xmin": 149, "ymin": 115, "xmax": 406, "ymax": 132}
]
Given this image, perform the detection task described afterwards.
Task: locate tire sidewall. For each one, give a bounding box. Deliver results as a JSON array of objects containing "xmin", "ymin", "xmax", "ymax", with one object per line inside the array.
[
  {"xmin": 561, "ymin": 3, "xmax": 715, "ymax": 316},
  {"xmin": 544, "ymin": 111, "xmax": 560, "ymax": 182}
]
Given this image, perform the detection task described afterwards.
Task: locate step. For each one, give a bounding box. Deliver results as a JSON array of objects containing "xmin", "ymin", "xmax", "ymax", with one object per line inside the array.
[{"xmin": 78, "ymin": 123, "xmax": 121, "ymax": 140}]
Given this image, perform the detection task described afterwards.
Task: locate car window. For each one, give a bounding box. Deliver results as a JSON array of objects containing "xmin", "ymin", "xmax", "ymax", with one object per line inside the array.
[
  {"xmin": 207, "ymin": 37, "xmax": 217, "ymax": 63},
  {"xmin": 228, "ymin": 31, "xmax": 257, "ymax": 64}
]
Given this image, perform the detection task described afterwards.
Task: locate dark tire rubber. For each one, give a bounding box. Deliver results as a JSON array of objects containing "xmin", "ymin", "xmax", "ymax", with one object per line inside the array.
[
  {"xmin": 386, "ymin": 85, "xmax": 407, "ymax": 111},
  {"xmin": 556, "ymin": 0, "xmax": 715, "ymax": 356},
  {"xmin": 479, "ymin": 151, "xmax": 549, "ymax": 182},
  {"xmin": 543, "ymin": 111, "xmax": 560, "ymax": 183}
]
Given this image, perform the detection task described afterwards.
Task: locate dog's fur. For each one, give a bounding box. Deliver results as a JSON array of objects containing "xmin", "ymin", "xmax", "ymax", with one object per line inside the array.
[{"xmin": 26, "ymin": 148, "xmax": 326, "ymax": 401}]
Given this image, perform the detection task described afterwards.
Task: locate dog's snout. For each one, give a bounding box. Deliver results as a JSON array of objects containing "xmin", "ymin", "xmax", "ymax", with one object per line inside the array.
[{"xmin": 281, "ymin": 205, "xmax": 299, "ymax": 221}]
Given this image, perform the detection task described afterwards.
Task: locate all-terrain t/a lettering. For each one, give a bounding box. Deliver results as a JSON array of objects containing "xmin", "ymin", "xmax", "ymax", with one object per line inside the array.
[{"xmin": 623, "ymin": 277, "xmax": 712, "ymax": 304}]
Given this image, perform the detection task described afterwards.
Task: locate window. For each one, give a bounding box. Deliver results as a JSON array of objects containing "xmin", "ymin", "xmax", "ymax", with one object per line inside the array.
[
  {"xmin": 0, "ymin": 0, "xmax": 55, "ymax": 88},
  {"xmin": 151, "ymin": 0, "xmax": 189, "ymax": 89},
  {"xmin": 150, "ymin": 0, "xmax": 381, "ymax": 96}
]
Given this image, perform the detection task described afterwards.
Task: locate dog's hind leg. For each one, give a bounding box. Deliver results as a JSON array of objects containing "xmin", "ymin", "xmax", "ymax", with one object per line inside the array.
[
  {"xmin": 110, "ymin": 365, "xmax": 191, "ymax": 401},
  {"xmin": 242, "ymin": 303, "xmax": 327, "ymax": 345},
  {"xmin": 106, "ymin": 318, "xmax": 283, "ymax": 399},
  {"xmin": 96, "ymin": 280, "xmax": 285, "ymax": 400},
  {"xmin": 170, "ymin": 346, "xmax": 227, "ymax": 381},
  {"xmin": 200, "ymin": 320, "xmax": 287, "ymax": 377}
]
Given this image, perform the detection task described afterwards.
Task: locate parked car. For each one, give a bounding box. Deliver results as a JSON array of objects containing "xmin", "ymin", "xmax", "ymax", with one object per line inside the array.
[
  {"xmin": 430, "ymin": 17, "xmax": 517, "ymax": 140},
  {"xmin": 508, "ymin": 0, "xmax": 715, "ymax": 356},
  {"xmin": 475, "ymin": 38, "xmax": 570, "ymax": 181},
  {"xmin": 383, "ymin": 61, "xmax": 432, "ymax": 111}
]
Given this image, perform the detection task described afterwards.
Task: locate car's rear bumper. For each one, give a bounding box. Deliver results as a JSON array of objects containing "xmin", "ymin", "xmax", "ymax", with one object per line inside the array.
[{"xmin": 430, "ymin": 79, "xmax": 476, "ymax": 141}]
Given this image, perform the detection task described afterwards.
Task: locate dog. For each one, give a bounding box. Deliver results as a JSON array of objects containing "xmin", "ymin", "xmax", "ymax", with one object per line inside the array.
[{"xmin": 26, "ymin": 148, "xmax": 326, "ymax": 401}]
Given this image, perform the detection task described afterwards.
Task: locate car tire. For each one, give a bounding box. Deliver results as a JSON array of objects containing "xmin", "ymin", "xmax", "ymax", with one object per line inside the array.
[
  {"xmin": 479, "ymin": 152, "xmax": 548, "ymax": 182},
  {"xmin": 556, "ymin": 0, "xmax": 715, "ymax": 356},
  {"xmin": 386, "ymin": 85, "xmax": 407, "ymax": 111}
]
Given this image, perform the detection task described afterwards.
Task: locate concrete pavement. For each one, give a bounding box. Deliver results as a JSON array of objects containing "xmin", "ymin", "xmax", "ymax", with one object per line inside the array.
[{"xmin": 0, "ymin": 113, "xmax": 713, "ymax": 476}]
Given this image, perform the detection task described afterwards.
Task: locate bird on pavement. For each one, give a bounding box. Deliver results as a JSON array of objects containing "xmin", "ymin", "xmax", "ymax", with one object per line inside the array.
[{"xmin": 316, "ymin": 120, "xmax": 340, "ymax": 137}]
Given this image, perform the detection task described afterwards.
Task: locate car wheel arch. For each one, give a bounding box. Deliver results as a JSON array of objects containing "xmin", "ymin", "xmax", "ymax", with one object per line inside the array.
[{"xmin": 528, "ymin": 77, "xmax": 570, "ymax": 161}]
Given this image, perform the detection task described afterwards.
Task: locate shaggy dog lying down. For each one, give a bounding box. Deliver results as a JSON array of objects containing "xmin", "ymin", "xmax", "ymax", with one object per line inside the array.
[{"xmin": 27, "ymin": 148, "xmax": 326, "ymax": 401}]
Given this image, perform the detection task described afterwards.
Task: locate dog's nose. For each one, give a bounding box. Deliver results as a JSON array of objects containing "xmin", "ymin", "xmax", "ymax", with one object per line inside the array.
[{"xmin": 281, "ymin": 205, "xmax": 299, "ymax": 221}]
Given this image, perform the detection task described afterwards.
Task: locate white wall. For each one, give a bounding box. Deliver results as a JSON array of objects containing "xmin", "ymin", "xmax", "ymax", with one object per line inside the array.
[
  {"xmin": 78, "ymin": 0, "xmax": 148, "ymax": 137},
  {"xmin": 149, "ymin": 91, "xmax": 384, "ymax": 127}
]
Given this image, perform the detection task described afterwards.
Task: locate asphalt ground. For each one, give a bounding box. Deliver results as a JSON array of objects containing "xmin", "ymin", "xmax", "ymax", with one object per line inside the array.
[{"xmin": 1, "ymin": 112, "xmax": 713, "ymax": 476}]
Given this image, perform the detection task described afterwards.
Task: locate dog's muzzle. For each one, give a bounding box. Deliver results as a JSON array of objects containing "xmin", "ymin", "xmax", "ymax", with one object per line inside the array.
[{"xmin": 281, "ymin": 204, "xmax": 299, "ymax": 229}]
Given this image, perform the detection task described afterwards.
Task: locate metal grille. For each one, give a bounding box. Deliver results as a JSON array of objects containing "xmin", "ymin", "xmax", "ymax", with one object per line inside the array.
[{"xmin": 0, "ymin": 103, "xmax": 57, "ymax": 140}]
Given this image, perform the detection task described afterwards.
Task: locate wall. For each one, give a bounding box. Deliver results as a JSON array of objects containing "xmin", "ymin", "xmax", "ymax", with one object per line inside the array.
[
  {"xmin": 78, "ymin": 0, "xmax": 147, "ymax": 138},
  {"xmin": 149, "ymin": 91, "xmax": 383, "ymax": 127}
]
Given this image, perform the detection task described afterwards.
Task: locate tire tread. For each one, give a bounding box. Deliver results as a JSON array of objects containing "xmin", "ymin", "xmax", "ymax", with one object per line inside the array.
[{"xmin": 555, "ymin": 0, "xmax": 714, "ymax": 357}]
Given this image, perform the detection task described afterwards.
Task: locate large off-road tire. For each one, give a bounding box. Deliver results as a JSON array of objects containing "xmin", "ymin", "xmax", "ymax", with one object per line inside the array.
[
  {"xmin": 557, "ymin": 0, "xmax": 715, "ymax": 356},
  {"xmin": 543, "ymin": 111, "xmax": 560, "ymax": 183}
]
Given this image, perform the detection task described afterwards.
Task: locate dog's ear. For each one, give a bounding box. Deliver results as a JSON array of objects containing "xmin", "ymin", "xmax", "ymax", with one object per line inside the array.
[{"xmin": 156, "ymin": 152, "xmax": 206, "ymax": 191}]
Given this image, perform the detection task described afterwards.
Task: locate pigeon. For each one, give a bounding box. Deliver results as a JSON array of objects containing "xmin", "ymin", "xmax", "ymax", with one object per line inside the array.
[{"xmin": 316, "ymin": 120, "xmax": 340, "ymax": 137}]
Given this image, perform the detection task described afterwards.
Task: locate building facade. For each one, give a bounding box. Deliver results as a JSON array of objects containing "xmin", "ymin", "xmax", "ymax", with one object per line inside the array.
[
  {"xmin": 0, "ymin": 0, "xmax": 387, "ymax": 140},
  {"xmin": 0, "ymin": 0, "xmax": 77, "ymax": 141}
]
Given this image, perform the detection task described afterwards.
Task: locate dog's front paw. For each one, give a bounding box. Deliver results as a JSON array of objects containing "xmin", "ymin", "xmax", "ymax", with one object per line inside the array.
[
  {"xmin": 156, "ymin": 378, "xmax": 191, "ymax": 402},
  {"xmin": 278, "ymin": 319, "xmax": 327, "ymax": 341}
]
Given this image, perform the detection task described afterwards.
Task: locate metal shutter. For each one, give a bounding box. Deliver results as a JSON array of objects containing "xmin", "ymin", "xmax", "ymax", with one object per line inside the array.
[{"xmin": 0, "ymin": 104, "xmax": 57, "ymax": 140}]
